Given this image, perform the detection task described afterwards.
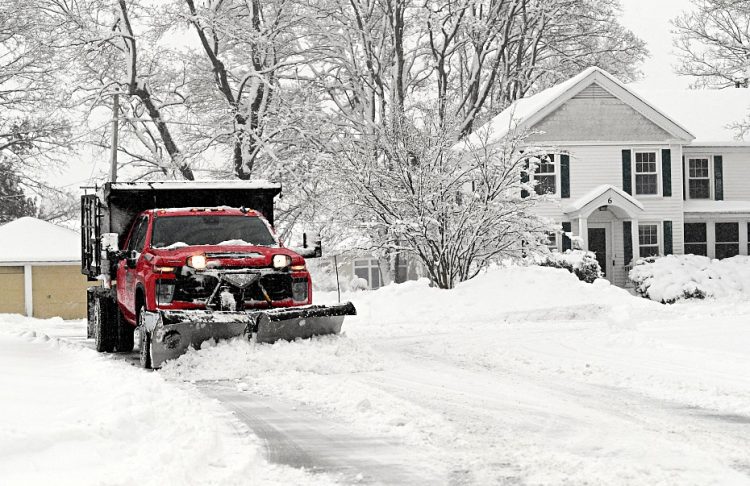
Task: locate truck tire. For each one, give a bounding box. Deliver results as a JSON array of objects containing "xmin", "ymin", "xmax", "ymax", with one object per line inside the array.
[
  {"xmin": 115, "ymin": 309, "xmax": 135, "ymax": 353},
  {"xmin": 93, "ymin": 295, "xmax": 116, "ymax": 353},
  {"xmin": 138, "ymin": 306, "xmax": 152, "ymax": 369}
]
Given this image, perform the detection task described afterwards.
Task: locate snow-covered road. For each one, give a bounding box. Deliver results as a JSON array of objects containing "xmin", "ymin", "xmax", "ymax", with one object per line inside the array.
[{"xmin": 4, "ymin": 266, "xmax": 750, "ymax": 485}]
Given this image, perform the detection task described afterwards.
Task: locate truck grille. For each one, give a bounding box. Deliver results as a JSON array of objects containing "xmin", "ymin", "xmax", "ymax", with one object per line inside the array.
[{"xmin": 172, "ymin": 271, "xmax": 292, "ymax": 305}]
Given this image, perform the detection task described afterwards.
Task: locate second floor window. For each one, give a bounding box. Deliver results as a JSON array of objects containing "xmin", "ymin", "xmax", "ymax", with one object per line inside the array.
[
  {"xmin": 533, "ymin": 154, "xmax": 556, "ymax": 195},
  {"xmin": 634, "ymin": 152, "xmax": 658, "ymax": 195},
  {"xmin": 688, "ymin": 158, "xmax": 711, "ymax": 199}
]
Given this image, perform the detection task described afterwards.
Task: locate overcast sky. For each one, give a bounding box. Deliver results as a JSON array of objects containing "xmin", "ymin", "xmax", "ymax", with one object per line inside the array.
[{"xmin": 620, "ymin": 0, "xmax": 692, "ymax": 90}]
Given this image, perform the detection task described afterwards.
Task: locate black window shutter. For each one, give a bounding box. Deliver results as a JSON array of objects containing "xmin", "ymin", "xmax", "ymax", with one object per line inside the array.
[
  {"xmin": 562, "ymin": 222, "xmax": 572, "ymax": 251},
  {"xmin": 521, "ymin": 159, "xmax": 529, "ymax": 199},
  {"xmin": 623, "ymin": 221, "xmax": 633, "ymax": 264},
  {"xmin": 714, "ymin": 155, "xmax": 724, "ymax": 200},
  {"xmin": 561, "ymin": 154, "xmax": 570, "ymax": 198},
  {"xmin": 663, "ymin": 220, "xmax": 673, "ymax": 255},
  {"xmin": 622, "ymin": 149, "xmax": 632, "ymax": 195},
  {"xmin": 662, "ymin": 149, "xmax": 672, "ymax": 197},
  {"xmin": 682, "ymin": 155, "xmax": 686, "ymax": 200}
]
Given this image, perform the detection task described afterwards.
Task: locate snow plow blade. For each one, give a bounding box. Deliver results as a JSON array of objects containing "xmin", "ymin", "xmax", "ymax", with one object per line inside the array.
[{"xmin": 143, "ymin": 302, "xmax": 356, "ymax": 368}]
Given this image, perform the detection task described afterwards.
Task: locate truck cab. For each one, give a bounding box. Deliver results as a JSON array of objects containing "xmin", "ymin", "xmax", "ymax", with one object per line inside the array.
[{"xmin": 117, "ymin": 207, "xmax": 312, "ymax": 326}]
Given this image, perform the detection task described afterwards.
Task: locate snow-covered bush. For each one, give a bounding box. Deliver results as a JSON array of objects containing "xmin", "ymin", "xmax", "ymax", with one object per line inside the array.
[
  {"xmin": 629, "ymin": 254, "xmax": 750, "ymax": 303},
  {"xmin": 537, "ymin": 250, "xmax": 603, "ymax": 283}
]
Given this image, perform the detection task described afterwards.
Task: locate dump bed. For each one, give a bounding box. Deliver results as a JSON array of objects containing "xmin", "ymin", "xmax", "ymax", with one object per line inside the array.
[{"xmin": 81, "ymin": 180, "xmax": 282, "ymax": 279}]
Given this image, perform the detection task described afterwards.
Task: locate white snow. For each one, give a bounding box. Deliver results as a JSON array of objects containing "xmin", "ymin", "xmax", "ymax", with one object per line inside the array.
[
  {"xmin": 157, "ymin": 265, "xmax": 750, "ymax": 484},
  {"xmin": 0, "ymin": 217, "xmax": 81, "ymax": 263},
  {"xmin": 0, "ymin": 318, "xmax": 334, "ymax": 486},
  {"xmin": 108, "ymin": 180, "xmax": 282, "ymax": 191},
  {"xmin": 8, "ymin": 264, "xmax": 750, "ymax": 484},
  {"xmin": 630, "ymin": 254, "xmax": 750, "ymax": 303}
]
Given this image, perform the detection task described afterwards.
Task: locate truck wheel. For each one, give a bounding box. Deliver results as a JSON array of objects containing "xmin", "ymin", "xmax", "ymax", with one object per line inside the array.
[
  {"xmin": 138, "ymin": 306, "xmax": 152, "ymax": 369},
  {"xmin": 94, "ymin": 295, "xmax": 115, "ymax": 353},
  {"xmin": 115, "ymin": 309, "xmax": 135, "ymax": 353}
]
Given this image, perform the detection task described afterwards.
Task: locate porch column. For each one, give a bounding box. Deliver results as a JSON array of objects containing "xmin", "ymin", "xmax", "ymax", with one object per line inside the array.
[
  {"xmin": 740, "ymin": 219, "xmax": 749, "ymax": 256},
  {"xmin": 24, "ymin": 264, "xmax": 33, "ymax": 317},
  {"xmin": 631, "ymin": 219, "xmax": 640, "ymax": 261},
  {"xmin": 707, "ymin": 221, "xmax": 716, "ymax": 259},
  {"xmin": 578, "ymin": 217, "xmax": 588, "ymax": 251}
]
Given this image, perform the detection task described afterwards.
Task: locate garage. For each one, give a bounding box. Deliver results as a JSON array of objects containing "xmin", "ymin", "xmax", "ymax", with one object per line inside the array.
[{"xmin": 0, "ymin": 217, "xmax": 94, "ymax": 319}]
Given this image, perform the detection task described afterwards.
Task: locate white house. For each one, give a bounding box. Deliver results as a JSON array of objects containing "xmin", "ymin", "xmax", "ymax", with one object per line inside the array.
[{"xmin": 465, "ymin": 66, "xmax": 750, "ymax": 287}]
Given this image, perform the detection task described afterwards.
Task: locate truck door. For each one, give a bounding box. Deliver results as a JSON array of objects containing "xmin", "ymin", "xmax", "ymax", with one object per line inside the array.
[{"xmin": 117, "ymin": 216, "xmax": 148, "ymax": 322}]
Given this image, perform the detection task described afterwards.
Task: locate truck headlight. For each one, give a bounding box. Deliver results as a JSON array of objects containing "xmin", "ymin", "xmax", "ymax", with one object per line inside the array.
[
  {"xmin": 187, "ymin": 255, "xmax": 207, "ymax": 270},
  {"xmin": 272, "ymin": 254, "xmax": 292, "ymax": 269}
]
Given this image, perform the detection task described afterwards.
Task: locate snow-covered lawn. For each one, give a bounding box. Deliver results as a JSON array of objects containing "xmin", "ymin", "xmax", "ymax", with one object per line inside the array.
[
  {"xmin": 4, "ymin": 265, "xmax": 750, "ymax": 485},
  {"xmin": 0, "ymin": 321, "xmax": 334, "ymax": 486}
]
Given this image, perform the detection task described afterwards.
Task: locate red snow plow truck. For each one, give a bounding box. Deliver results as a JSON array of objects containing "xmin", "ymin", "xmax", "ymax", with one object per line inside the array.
[{"xmin": 81, "ymin": 181, "xmax": 355, "ymax": 368}]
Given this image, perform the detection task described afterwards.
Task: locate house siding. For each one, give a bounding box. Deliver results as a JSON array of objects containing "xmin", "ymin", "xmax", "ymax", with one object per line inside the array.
[
  {"xmin": 526, "ymin": 83, "xmax": 674, "ymax": 142},
  {"xmin": 684, "ymin": 148, "xmax": 750, "ymax": 201}
]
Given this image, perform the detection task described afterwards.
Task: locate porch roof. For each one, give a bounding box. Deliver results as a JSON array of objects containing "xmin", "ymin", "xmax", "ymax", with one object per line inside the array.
[{"xmin": 564, "ymin": 184, "xmax": 644, "ymax": 219}]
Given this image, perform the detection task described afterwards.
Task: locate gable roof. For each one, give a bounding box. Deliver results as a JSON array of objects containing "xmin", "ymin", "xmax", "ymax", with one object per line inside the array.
[
  {"xmin": 564, "ymin": 184, "xmax": 644, "ymax": 220},
  {"xmin": 0, "ymin": 217, "xmax": 81, "ymax": 264},
  {"xmin": 459, "ymin": 67, "xmax": 695, "ymax": 149}
]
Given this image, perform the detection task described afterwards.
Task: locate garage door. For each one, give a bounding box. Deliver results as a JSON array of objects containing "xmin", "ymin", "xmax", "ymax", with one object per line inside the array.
[
  {"xmin": 32, "ymin": 265, "xmax": 93, "ymax": 320},
  {"xmin": 0, "ymin": 266, "xmax": 25, "ymax": 315}
]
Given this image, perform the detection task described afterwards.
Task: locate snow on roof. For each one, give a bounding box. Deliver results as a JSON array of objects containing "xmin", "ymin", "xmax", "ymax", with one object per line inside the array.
[
  {"xmin": 107, "ymin": 179, "xmax": 282, "ymax": 191},
  {"xmin": 635, "ymin": 88, "xmax": 750, "ymax": 144},
  {"xmin": 0, "ymin": 217, "xmax": 80, "ymax": 264},
  {"xmin": 565, "ymin": 184, "xmax": 644, "ymax": 214},
  {"xmin": 684, "ymin": 200, "xmax": 750, "ymax": 214},
  {"xmin": 457, "ymin": 67, "xmax": 600, "ymax": 150}
]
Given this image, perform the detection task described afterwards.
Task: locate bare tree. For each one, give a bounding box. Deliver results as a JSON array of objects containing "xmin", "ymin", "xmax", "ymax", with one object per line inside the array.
[
  {"xmin": 673, "ymin": 0, "xmax": 750, "ymax": 88},
  {"xmin": 328, "ymin": 115, "xmax": 553, "ymax": 289}
]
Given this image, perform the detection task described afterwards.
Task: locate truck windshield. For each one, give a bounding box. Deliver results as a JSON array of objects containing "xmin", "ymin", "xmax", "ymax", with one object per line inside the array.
[{"xmin": 151, "ymin": 215, "xmax": 277, "ymax": 248}]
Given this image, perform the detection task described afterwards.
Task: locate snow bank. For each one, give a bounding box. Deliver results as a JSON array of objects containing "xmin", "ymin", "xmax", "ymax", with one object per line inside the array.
[
  {"xmin": 629, "ymin": 254, "xmax": 750, "ymax": 303},
  {"xmin": 327, "ymin": 265, "xmax": 655, "ymax": 340},
  {"xmin": 0, "ymin": 326, "xmax": 332, "ymax": 486}
]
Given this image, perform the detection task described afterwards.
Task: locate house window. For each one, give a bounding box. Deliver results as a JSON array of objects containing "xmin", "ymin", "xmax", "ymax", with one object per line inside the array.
[
  {"xmin": 638, "ymin": 224, "xmax": 660, "ymax": 257},
  {"xmin": 634, "ymin": 152, "xmax": 658, "ymax": 195},
  {"xmin": 533, "ymin": 154, "xmax": 556, "ymax": 195},
  {"xmin": 715, "ymin": 222, "xmax": 739, "ymax": 259},
  {"xmin": 354, "ymin": 258, "xmax": 382, "ymax": 289},
  {"xmin": 684, "ymin": 222, "xmax": 707, "ymax": 256},
  {"xmin": 544, "ymin": 232, "xmax": 558, "ymax": 252},
  {"xmin": 688, "ymin": 158, "xmax": 711, "ymax": 199}
]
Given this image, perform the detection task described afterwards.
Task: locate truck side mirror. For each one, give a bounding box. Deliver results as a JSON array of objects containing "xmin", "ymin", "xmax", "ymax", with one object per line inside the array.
[
  {"xmin": 293, "ymin": 232, "xmax": 322, "ymax": 258},
  {"xmin": 126, "ymin": 250, "xmax": 138, "ymax": 268}
]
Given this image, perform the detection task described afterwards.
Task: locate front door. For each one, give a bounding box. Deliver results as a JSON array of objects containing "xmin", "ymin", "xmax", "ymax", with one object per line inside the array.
[{"xmin": 587, "ymin": 227, "xmax": 607, "ymax": 278}]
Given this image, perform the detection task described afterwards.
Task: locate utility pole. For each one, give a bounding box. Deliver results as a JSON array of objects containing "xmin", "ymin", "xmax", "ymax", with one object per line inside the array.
[{"xmin": 109, "ymin": 90, "xmax": 119, "ymax": 182}]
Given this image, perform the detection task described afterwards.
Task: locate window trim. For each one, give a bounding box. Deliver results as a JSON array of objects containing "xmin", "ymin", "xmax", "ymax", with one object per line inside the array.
[
  {"xmin": 638, "ymin": 222, "xmax": 661, "ymax": 258},
  {"xmin": 353, "ymin": 257, "xmax": 383, "ymax": 289},
  {"xmin": 632, "ymin": 150, "xmax": 660, "ymax": 197},
  {"xmin": 686, "ymin": 157, "xmax": 712, "ymax": 200},
  {"xmin": 531, "ymin": 154, "xmax": 558, "ymax": 196}
]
